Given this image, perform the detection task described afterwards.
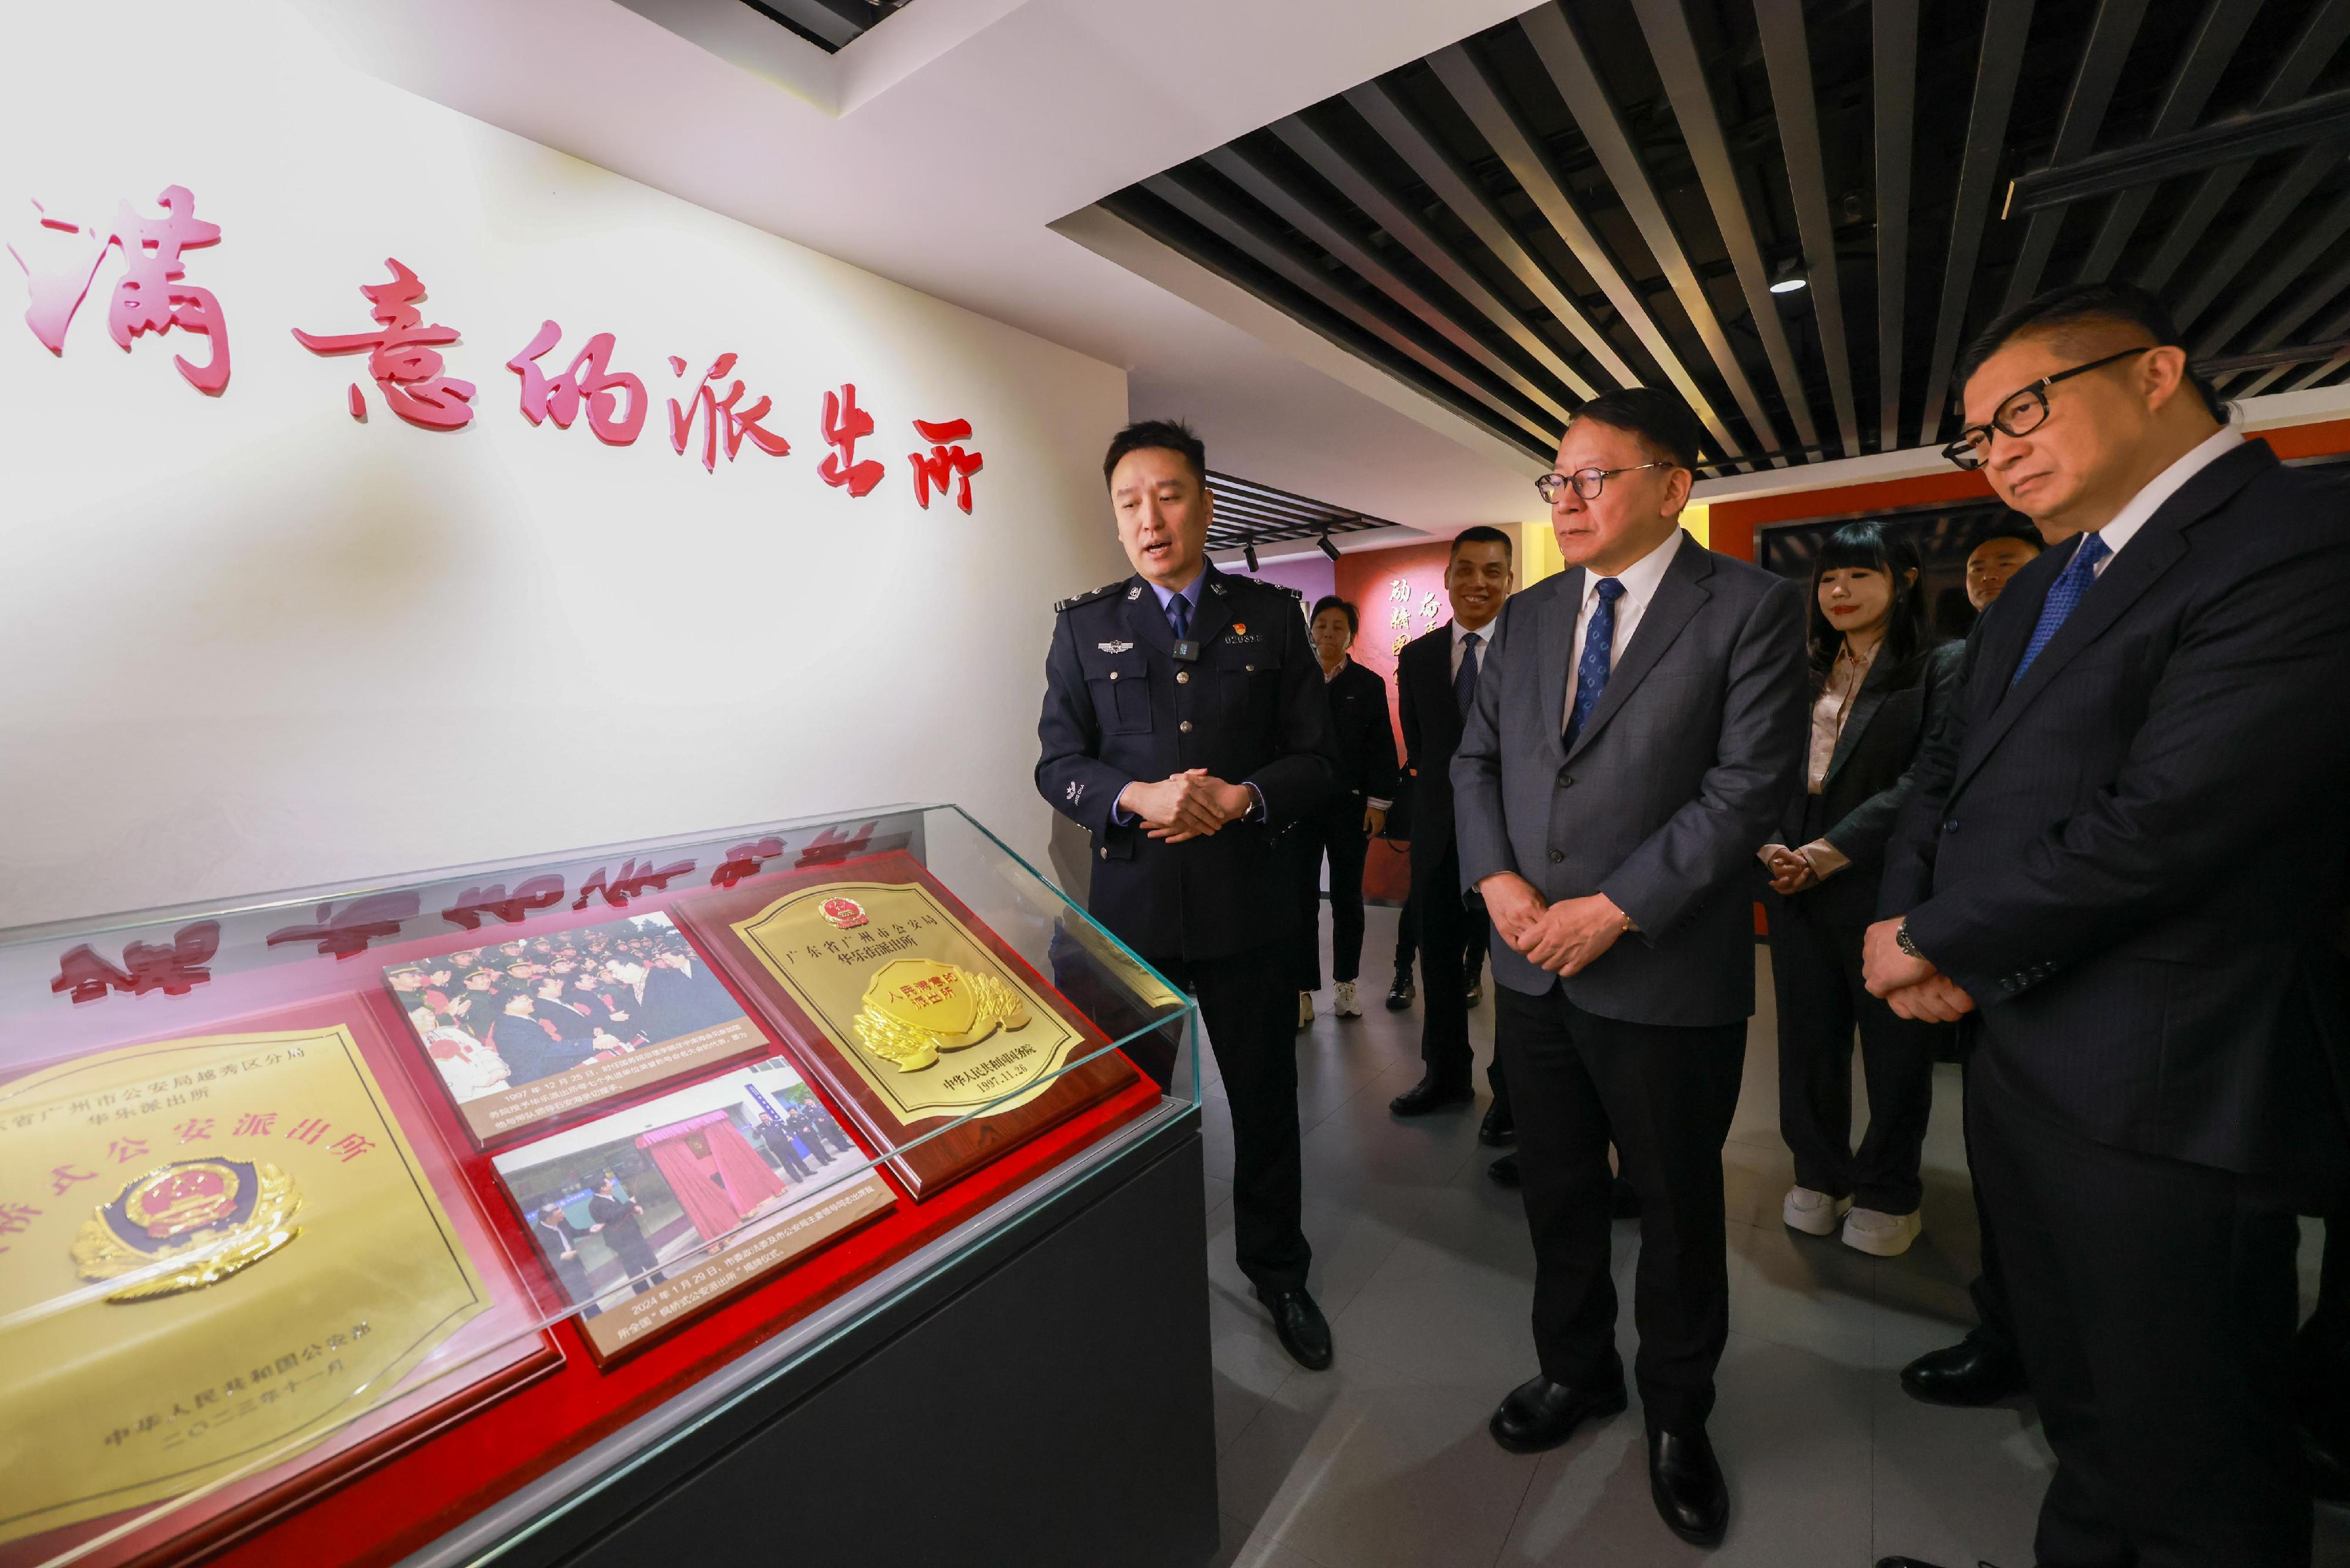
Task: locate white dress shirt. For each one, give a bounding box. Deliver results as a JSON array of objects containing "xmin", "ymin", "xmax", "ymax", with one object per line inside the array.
[
  {"xmin": 1561, "ymin": 526, "xmax": 1686, "ymax": 731},
  {"xmin": 1449, "ymin": 615, "xmax": 1498, "ymax": 681},
  {"xmin": 2086, "ymin": 425, "xmax": 2242, "ymax": 575}
]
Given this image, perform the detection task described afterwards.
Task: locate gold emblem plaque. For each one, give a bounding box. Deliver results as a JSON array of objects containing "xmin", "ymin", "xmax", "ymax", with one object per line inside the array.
[
  {"xmin": 0, "ymin": 1026, "xmax": 491, "ymax": 1546},
  {"xmin": 731, "ymin": 881, "xmax": 1089, "ymax": 1120}
]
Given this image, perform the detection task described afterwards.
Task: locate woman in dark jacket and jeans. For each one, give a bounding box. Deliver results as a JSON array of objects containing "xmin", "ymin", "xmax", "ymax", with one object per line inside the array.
[{"xmin": 1760, "ymin": 521, "xmax": 1962, "ymax": 1258}]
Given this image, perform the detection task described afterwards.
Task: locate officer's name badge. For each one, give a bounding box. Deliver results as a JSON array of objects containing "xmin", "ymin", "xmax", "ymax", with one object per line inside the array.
[{"xmin": 1096, "ymin": 639, "xmax": 1133, "ymax": 653}]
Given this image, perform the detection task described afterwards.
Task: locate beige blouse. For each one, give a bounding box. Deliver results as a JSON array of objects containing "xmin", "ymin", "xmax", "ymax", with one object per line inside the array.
[
  {"xmin": 1760, "ymin": 638, "xmax": 1879, "ymax": 883},
  {"xmin": 1807, "ymin": 640, "xmax": 1879, "ymax": 794}
]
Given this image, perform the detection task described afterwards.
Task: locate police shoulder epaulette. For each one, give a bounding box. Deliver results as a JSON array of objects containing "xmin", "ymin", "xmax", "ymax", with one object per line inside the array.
[{"xmin": 1053, "ymin": 580, "xmax": 1127, "ymax": 613}]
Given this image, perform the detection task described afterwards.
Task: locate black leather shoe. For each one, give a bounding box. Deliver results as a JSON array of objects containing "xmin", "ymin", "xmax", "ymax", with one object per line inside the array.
[
  {"xmin": 2304, "ymin": 1421, "xmax": 2350, "ymax": 1504},
  {"xmin": 1385, "ymin": 972, "xmax": 1414, "ymax": 1010},
  {"xmin": 1488, "ymin": 1371, "xmax": 1627, "ymax": 1453},
  {"xmin": 1253, "ymin": 1285, "xmax": 1333, "ymax": 1371},
  {"xmin": 1465, "ymin": 978, "xmax": 1484, "ymax": 1009},
  {"xmin": 1486, "ymin": 1153, "xmax": 1520, "ymax": 1188},
  {"xmin": 1610, "ymin": 1175, "xmax": 1642, "ymax": 1218},
  {"xmin": 1479, "ymin": 1103, "xmax": 1516, "ymax": 1147},
  {"xmin": 1874, "ymin": 1559, "xmax": 1979, "ymax": 1567},
  {"xmin": 1899, "ymin": 1332, "xmax": 2026, "ymax": 1406},
  {"xmin": 1648, "ymin": 1425, "xmax": 1728, "ymax": 1546},
  {"xmin": 1389, "ymin": 1075, "xmax": 1473, "ymax": 1116}
]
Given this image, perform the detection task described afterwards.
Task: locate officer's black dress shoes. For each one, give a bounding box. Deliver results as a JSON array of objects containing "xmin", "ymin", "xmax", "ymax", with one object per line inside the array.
[
  {"xmin": 1385, "ymin": 971, "xmax": 1415, "ymax": 1010},
  {"xmin": 1875, "ymin": 1559, "xmax": 2001, "ymax": 1567},
  {"xmin": 2304, "ymin": 1420, "xmax": 2350, "ymax": 1504},
  {"xmin": 1389, "ymin": 1075, "xmax": 1473, "ymax": 1116},
  {"xmin": 1488, "ymin": 1371, "xmax": 1628, "ymax": 1453},
  {"xmin": 1486, "ymin": 1153, "xmax": 1520, "ymax": 1187},
  {"xmin": 1899, "ymin": 1332, "xmax": 2026, "ymax": 1406},
  {"xmin": 1648, "ymin": 1425, "xmax": 1729, "ymax": 1546},
  {"xmin": 1478, "ymin": 1103, "xmax": 1516, "ymax": 1147},
  {"xmin": 1254, "ymin": 1284, "xmax": 1333, "ymax": 1371}
]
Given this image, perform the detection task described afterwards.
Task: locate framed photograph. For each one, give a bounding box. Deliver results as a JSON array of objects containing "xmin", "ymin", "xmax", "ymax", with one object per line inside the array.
[
  {"xmin": 385, "ymin": 912, "xmax": 766, "ymax": 1146},
  {"xmin": 491, "ymin": 1057, "xmax": 893, "ymax": 1362}
]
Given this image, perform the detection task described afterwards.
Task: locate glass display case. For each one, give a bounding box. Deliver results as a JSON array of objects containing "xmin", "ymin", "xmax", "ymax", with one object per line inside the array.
[{"xmin": 0, "ymin": 804, "xmax": 1197, "ymax": 1568}]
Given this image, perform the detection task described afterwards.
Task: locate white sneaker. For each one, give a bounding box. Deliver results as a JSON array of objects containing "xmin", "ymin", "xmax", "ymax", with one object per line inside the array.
[
  {"xmin": 1841, "ymin": 1206, "xmax": 1922, "ymax": 1257},
  {"xmin": 1781, "ymin": 1185, "xmax": 1853, "ymax": 1236},
  {"xmin": 1334, "ymin": 980, "xmax": 1363, "ymax": 1018},
  {"xmin": 1297, "ymin": 991, "xmax": 1315, "ymax": 1029}
]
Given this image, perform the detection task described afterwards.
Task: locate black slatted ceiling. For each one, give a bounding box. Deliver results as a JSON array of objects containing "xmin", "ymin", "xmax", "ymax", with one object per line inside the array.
[{"xmin": 1095, "ymin": 0, "xmax": 2350, "ymax": 473}]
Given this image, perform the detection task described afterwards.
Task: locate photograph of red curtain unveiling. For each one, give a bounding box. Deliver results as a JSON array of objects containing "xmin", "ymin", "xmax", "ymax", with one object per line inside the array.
[{"xmin": 636, "ymin": 1111, "xmax": 787, "ymax": 1242}]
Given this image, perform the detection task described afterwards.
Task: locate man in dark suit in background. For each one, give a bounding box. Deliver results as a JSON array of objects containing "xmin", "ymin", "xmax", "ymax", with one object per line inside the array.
[
  {"xmin": 1455, "ymin": 388, "xmax": 1808, "ymax": 1546},
  {"xmin": 1037, "ymin": 418, "xmax": 1341, "ymax": 1371},
  {"xmin": 1390, "ymin": 527, "xmax": 1513, "ymax": 1131},
  {"xmin": 1866, "ymin": 284, "xmax": 2350, "ymax": 1568}
]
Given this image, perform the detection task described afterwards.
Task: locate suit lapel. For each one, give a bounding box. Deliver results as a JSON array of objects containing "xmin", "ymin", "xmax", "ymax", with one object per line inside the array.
[
  {"xmin": 1565, "ymin": 536, "xmax": 1713, "ymax": 764},
  {"xmin": 1537, "ymin": 574, "xmax": 1580, "ymax": 760},
  {"xmin": 1190, "ymin": 566, "xmax": 1237, "ymax": 648},
  {"xmin": 1119, "ymin": 577, "xmax": 1173, "ymax": 656},
  {"xmin": 1820, "ymin": 656, "xmax": 1895, "ymax": 786},
  {"xmin": 1948, "ymin": 440, "xmax": 2272, "ymax": 798}
]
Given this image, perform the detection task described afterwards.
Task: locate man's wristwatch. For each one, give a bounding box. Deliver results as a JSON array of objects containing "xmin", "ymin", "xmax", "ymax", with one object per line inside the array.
[{"xmin": 1894, "ymin": 919, "xmax": 1923, "ymax": 961}]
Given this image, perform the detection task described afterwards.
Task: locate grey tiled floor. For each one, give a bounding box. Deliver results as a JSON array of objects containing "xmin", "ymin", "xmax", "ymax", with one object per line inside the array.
[{"xmin": 1189, "ymin": 904, "xmax": 2347, "ymax": 1568}]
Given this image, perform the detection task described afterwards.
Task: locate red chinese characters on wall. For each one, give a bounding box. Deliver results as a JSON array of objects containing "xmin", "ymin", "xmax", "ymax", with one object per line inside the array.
[
  {"xmin": 292, "ymin": 258, "xmax": 474, "ymax": 430},
  {"xmin": 12, "ymin": 176, "xmax": 1010, "ymax": 504},
  {"xmin": 818, "ymin": 382, "xmax": 884, "ymax": 496},
  {"xmin": 907, "ymin": 417, "xmax": 983, "ymax": 513},
  {"xmin": 7, "ymin": 187, "xmax": 230, "ymax": 392},
  {"xmin": 508, "ymin": 321, "xmax": 646, "ymax": 445},
  {"xmin": 667, "ymin": 354, "xmax": 788, "ymax": 472}
]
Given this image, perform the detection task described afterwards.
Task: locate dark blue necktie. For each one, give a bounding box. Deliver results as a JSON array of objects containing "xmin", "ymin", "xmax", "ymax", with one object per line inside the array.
[
  {"xmin": 1565, "ymin": 577, "xmax": 1626, "ymax": 747},
  {"xmin": 2011, "ymin": 533, "xmax": 2110, "ymax": 685},
  {"xmin": 1453, "ymin": 631, "xmax": 1482, "ymax": 717},
  {"xmin": 1166, "ymin": 587, "xmax": 1191, "ymax": 641}
]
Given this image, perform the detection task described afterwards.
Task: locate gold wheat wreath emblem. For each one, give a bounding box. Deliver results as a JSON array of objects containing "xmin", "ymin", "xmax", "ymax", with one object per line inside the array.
[
  {"xmin": 72, "ymin": 1157, "xmax": 303, "ymax": 1302},
  {"xmin": 854, "ymin": 958, "xmax": 1033, "ymax": 1073}
]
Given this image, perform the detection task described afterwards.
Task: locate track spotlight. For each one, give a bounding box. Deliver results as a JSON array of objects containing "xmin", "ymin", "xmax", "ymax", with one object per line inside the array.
[
  {"xmin": 1243, "ymin": 543, "xmax": 1259, "ymax": 572},
  {"xmin": 1317, "ymin": 533, "xmax": 1340, "ymax": 562},
  {"xmin": 1768, "ymin": 257, "xmax": 1808, "ymax": 295}
]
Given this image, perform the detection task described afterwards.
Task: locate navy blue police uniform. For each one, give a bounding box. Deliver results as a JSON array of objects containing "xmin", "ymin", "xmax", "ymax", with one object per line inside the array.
[{"xmin": 1037, "ymin": 562, "xmax": 1338, "ymax": 1292}]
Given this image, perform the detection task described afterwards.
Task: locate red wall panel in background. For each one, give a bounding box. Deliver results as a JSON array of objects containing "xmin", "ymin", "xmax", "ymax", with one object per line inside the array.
[{"xmin": 1331, "ymin": 542, "xmax": 1458, "ymax": 906}]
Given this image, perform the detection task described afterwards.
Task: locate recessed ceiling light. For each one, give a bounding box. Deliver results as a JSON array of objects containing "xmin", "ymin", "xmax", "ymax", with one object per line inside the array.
[{"xmin": 1769, "ymin": 274, "xmax": 1808, "ymax": 294}]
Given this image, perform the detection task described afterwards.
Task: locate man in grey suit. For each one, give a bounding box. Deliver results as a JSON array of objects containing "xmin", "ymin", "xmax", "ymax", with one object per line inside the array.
[{"xmin": 1453, "ymin": 388, "xmax": 1807, "ymax": 1546}]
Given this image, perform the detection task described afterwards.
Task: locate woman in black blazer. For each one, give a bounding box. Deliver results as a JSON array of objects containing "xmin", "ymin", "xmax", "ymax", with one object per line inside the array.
[
  {"xmin": 1290, "ymin": 595, "xmax": 1401, "ymax": 1025},
  {"xmin": 1760, "ymin": 522, "xmax": 1961, "ymax": 1258}
]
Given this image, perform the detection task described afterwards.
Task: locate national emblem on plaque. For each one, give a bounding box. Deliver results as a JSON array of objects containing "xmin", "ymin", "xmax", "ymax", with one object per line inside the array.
[{"xmin": 71, "ymin": 1156, "xmax": 303, "ymax": 1301}]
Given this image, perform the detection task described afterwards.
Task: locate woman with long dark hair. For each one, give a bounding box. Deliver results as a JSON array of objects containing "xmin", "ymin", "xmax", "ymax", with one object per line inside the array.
[{"xmin": 1760, "ymin": 521, "xmax": 1962, "ymax": 1257}]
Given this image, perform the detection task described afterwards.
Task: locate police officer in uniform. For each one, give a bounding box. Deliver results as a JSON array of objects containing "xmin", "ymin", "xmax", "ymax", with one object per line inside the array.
[{"xmin": 1037, "ymin": 418, "xmax": 1341, "ymax": 1371}]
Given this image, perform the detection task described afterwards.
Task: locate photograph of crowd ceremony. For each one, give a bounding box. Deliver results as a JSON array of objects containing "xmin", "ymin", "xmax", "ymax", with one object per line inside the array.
[
  {"xmin": 385, "ymin": 913, "xmax": 761, "ymax": 1139},
  {"xmin": 493, "ymin": 1059, "xmax": 868, "ymax": 1321}
]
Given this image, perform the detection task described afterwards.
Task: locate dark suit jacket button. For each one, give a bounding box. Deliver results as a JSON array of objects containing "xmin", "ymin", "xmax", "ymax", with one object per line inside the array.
[
  {"xmin": 1557, "ymin": 771, "xmax": 1574, "ymax": 787},
  {"xmin": 1547, "ymin": 850, "xmax": 1564, "ymax": 863},
  {"xmin": 1942, "ymin": 818, "xmax": 1960, "ymax": 834}
]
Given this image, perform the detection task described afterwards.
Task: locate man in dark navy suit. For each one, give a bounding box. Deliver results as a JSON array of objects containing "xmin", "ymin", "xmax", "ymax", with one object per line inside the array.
[
  {"xmin": 1391, "ymin": 526, "xmax": 1513, "ymax": 1126},
  {"xmin": 1037, "ymin": 418, "xmax": 1341, "ymax": 1371},
  {"xmin": 1867, "ymin": 284, "xmax": 2350, "ymax": 1568}
]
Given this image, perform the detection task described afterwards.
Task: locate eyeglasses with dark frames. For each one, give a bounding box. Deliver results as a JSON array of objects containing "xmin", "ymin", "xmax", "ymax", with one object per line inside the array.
[
  {"xmin": 1535, "ymin": 461, "xmax": 1678, "ymax": 504},
  {"xmin": 1941, "ymin": 347, "xmax": 2155, "ymax": 471}
]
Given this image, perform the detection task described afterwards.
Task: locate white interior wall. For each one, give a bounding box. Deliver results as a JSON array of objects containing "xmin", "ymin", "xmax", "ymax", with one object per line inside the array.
[{"xmin": 0, "ymin": 1, "xmax": 1129, "ymax": 928}]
